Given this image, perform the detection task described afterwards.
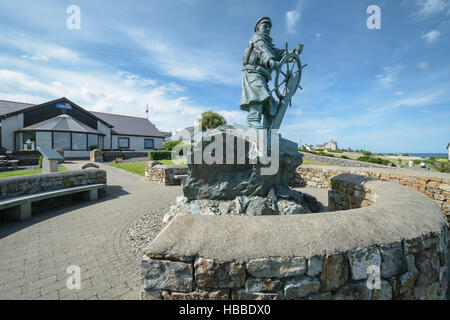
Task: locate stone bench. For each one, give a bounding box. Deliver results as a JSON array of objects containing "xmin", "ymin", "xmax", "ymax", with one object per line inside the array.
[
  {"xmin": 0, "ymin": 184, "xmax": 105, "ymax": 221},
  {"xmin": 174, "ymin": 175, "xmax": 188, "ymax": 186}
]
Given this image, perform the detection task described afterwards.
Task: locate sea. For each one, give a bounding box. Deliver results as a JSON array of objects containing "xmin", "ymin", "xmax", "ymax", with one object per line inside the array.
[{"xmin": 381, "ymin": 153, "xmax": 447, "ymax": 158}]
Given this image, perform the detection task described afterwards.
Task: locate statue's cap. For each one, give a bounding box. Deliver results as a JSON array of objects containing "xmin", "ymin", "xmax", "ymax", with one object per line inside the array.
[{"xmin": 254, "ymin": 16, "xmax": 272, "ymax": 32}]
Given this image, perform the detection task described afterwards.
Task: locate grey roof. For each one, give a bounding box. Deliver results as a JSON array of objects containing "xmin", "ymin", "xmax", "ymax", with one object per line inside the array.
[
  {"xmin": 90, "ymin": 111, "xmax": 164, "ymax": 137},
  {"xmin": 20, "ymin": 114, "xmax": 103, "ymax": 135},
  {"xmin": 447, "ymin": 142, "xmax": 450, "ymax": 149},
  {"xmin": 0, "ymin": 100, "xmax": 35, "ymax": 116}
]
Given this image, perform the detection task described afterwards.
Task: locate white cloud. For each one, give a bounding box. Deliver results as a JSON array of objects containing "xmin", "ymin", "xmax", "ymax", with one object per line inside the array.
[
  {"xmin": 415, "ymin": 0, "xmax": 449, "ymax": 17},
  {"xmin": 417, "ymin": 61, "xmax": 429, "ymax": 69},
  {"xmin": 0, "ymin": 60, "xmax": 212, "ymax": 132},
  {"xmin": 374, "ymin": 91, "xmax": 441, "ymax": 112},
  {"xmin": 121, "ymin": 28, "xmax": 240, "ymax": 85},
  {"xmin": 285, "ymin": 0, "xmax": 307, "ymax": 34},
  {"xmin": 1, "ymin": 33, "xmax": 79, "ymax": 62},
  {"xmin": 395, "ymin": 91, "xmax": 404, "ymax": 96},
  {"xmin": 376, "ymin": 65, "xmax": 405, "ymax": 88},
  {"xmin": 286, "ymin": 11, "xmax": 301, "ymax": 34},
  {"xmin": 421, "ymin": 30, "xmax": 441, "ymax": 43}
]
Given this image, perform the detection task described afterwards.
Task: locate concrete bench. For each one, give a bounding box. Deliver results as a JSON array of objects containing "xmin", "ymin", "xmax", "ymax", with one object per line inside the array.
[
  {"xmin": 0, "ymin": 184, "xmax": 106, "ymax": 221},
  {"xmin": 174, "ymin": 174, "xmax": 187, "ymax": 186}
]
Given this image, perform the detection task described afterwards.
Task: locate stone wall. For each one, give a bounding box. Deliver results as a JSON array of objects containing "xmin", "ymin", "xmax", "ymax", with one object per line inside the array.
[
  {"xmin": 292, "ymin": 165, "xmax": 450, "ymax": 218},
  {"xmin": 141, "ymin": 174, "xmax": 448, "ymax": 300},
  {"xmin": 0, "ymin": 169, "xmax": 107, "ymax": 200},
  {"xmin": 145, "ymin": 164, "xmax": 188, "ymax": 186},
  {"xmin": 103, "ymin": 151, "xmax": 149, "ymax": 162},
  {"xmin": 302, "ymin": 152, "xmax": 394, "ymax": 168}
]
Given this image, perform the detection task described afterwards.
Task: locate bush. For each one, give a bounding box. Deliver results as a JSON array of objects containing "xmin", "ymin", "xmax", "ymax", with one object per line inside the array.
[
  {"xmin": 362, "ymin": 151, "xmax": 372, "ymax": 156},
  {"xmin": 357, "ymin": 156, "xmax": 393, "ymax": 166},
  {"xmin": 341, "ymin": 155, "xmax": 350, "ymax": 159},
  {"xmin": 39, "ymin": 156, "xmax": 43, "ymax": 168},
  {"xmin": 162, "ymin": 141, "xmax": 181, "ymax": 151},
  {"xmin": 148, "ymin": 150, "xmax": 172, "ymax": 161},
  {"xmin": 401, "ymin": 153, "xmax": 410, "ymax": 156},
  {"xmin": 315, "ymin": 148, "xmax": 324, "ymax": 152},
  {"xmin": 199, "ymin": 111, "xmax": 226, "ymax": 132},
  {"xmin": 88, "ymin": 145, "xmax": 98, "ymax": 151}
]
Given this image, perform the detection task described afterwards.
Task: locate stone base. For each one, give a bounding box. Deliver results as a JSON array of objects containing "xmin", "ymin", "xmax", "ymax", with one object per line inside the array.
[
  {"xmin": 183, "ymin": 125, "xmax": 302, "ymax": 200},
  {"xmin": 163, "ymin": 187, "xmax": 321, "ymax": 225}
]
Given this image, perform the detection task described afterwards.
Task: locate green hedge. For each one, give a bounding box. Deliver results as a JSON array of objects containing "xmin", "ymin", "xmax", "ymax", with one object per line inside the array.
[
  {"xmin": 162, "ymin": 141, "xmax": 181, "ymax": 150},
  {"xmin": 39, "ymin": 156, "xmax": 43, "ymax": 168},
  {"xmin": 362, "ymin": 151, "xmax": 372, "ymax": 156},
  {"xmin": 148, "ymin": 150, "xmax": 172, "ymax": 161},
  {"xmin": 357, "ymin": 156, "xmax": 392, "ymax": 166}
]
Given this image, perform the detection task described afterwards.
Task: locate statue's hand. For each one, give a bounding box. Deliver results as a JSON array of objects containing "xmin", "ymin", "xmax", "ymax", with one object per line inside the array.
[
  {"xmin": 269, "ymin": 59, "xmax": 280, "ymax": 70},
  {"xmin": 294, "ymin": 44, "xmax": 304, "ymax": 55}
]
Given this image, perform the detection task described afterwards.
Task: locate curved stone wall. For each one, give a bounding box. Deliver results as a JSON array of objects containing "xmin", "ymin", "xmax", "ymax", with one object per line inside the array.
[
  {"xmin": 301, "ymin": 152, "xmax": 394, "ymax": 168},
  {"xmin": 141, "ymin": 174, "xmax": 448, "ymax": 300},
  {"xmin": 292, "ymin": 165, "xmax": 450, "ymax": 218}
]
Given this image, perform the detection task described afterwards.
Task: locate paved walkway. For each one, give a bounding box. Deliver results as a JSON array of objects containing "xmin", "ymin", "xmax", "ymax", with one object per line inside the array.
[{"xmin": 0, "ymin": 161, "xmax": 182, "ymax": 300}]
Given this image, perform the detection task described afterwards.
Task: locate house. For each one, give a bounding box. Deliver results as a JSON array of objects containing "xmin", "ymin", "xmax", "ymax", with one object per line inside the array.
[
  {"xmin": 316, "ymin": 140, "xmax": 338, "ymax": 150},
  {"xmin": 0, "ymin": 97, "xmax": 165, "ymax": 159},
  {"xmin": 160, "ymin": 131, "xmax": 172, "ymax": 142}
]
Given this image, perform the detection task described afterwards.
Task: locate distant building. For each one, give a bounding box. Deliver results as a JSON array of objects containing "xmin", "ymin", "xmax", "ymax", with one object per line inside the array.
[
  {"xmin": 170, "ymin": 126, "xmax": 203, "ymax": 143},
  {"xmin": 301, "ymin": 144, "xmax": 312, "ymax": 151},
  {"xmin": 316, "ymin": 140, "xmax": 338, "ymax": 150},
  {"xmin": 160, "ymin": 131, "xmax": 172, "ymax": 142}
]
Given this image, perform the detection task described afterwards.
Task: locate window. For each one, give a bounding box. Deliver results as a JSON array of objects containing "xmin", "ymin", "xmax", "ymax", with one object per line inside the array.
[
  {"xmin": 99, "ymin": 136, "xmax": 104, "ymax": 150},
  {"xmin": 54, "ymin": 132, "xmax": 71, "ymax": 150},
  {"xmin": 118, "ymin": 137, "xmax": 129, "ymax": 149},
  {"xmin": 22, "ymin": 132, "xmax": 35, "ymax": 150},
  {"xmin": 72, "ymin": 133, "xmax": 87, "ymax": 150},
  {"xmin": 144, "ymin": 139, "xmax": 154, "ymax": 149},
  {"xmin": 88, "ymin": 134, "xmax": 98, "ymax": 149},
  {"xmin": 36, "ymin": 132, "xmax": 52, "ymax": 150}
]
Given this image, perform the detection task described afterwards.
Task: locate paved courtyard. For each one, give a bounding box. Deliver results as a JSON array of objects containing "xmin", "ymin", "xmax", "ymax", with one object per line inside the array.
[{"xmin": 0, "ymin": 161, "xmax": 182, "ymax": 300}]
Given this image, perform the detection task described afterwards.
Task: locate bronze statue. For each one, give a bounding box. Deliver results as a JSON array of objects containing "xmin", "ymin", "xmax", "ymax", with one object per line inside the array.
[{"xmin": 240, "ymin": 16, "xmax": 305, "ymax": 130}]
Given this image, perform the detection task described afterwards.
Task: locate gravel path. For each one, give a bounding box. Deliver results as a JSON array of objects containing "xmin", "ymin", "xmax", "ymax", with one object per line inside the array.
[{"xmin": 127, "ymin": 203, "xmax": 172, "ymax": 257}]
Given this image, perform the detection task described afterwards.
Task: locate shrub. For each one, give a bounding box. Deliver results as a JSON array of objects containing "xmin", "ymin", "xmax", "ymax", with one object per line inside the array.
[
  {"xmin": 401, "ymin": 153, "xmax": 410, "ymax": 156},
  {"xmin": 362, "ymin": 151, "xmax": 372, "ymax": 156},
  {"xmin": 199, "ymin": 111, "xmax": 226, "ymax": 132},
  {"xmin": 357, "ymin": 156, "xmax": 393, "ymax": 166},
  {"xmin": 341, "ymin": 155, "xmax": 350, "ymax": 159},
  {"xmin": 39, "ymin": 156, "xmax": 43, "ymax": 168},
  {"xmin": 148, "ymin": 150, "xmax": 172, "ymax": 161},
  {"xmin": 327, "ymin": 149, "xmax": 343, "ymax": 153},
  {"xmin": 88, "ymin": 145, "xmax": 98, "ymax": 151},
  {"xmin": 315, "ymin": 148, "xmax": 324, "ymax": 152},
  {"xmin": 162, "ymin": 141, "xmax": 181, "ymax": 150}
]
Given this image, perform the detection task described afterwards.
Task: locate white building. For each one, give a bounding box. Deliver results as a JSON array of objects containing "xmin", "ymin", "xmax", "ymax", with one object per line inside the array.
[
  {"xmin": 316, "ymin": 140, "xmax": 338, "ymax": 150},
  {"xmin": 0, "ymin": 97, "xmax": 165, "ymax": 158}
]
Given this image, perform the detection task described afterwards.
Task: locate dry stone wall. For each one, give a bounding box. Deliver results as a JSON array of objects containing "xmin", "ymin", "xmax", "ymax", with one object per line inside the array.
[
  {"xmin": 145, "ymin": 164, "xmax": 188, "ymax": 186},
  {"xmin": 0, "ymin": 169, "xmax": 107, "ymax": 200},
  {"xmin": 141, "ymin": 174, "xmax": 448, "ymax": 300},
  {"xmin": 302, "ymin": 152, "xmax": 393, "ymax": 168}
]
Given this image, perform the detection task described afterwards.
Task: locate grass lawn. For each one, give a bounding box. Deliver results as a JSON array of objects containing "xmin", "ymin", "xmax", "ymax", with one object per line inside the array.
[
  {"xmin": 110, "ymin": 158, "xmax": 188, "ymax": 176},
  {"xmin": 0, "ymin": 168, "xmax": 67, "ymax": 178},
  {"xmin": 110, "ymin": 161, "xmax": 147, "ymax": 176}
]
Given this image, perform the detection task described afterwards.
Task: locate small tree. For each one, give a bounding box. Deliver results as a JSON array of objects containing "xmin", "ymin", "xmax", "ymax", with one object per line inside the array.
[{"xmin": 199, "ymin": 111, "xmax": 226, "ymax": 132}]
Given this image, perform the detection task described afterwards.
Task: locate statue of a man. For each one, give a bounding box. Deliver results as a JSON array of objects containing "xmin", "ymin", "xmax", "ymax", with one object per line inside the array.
[{"xmin": 240, "ymin": 16, "xmax": 303, "ymax": 129}]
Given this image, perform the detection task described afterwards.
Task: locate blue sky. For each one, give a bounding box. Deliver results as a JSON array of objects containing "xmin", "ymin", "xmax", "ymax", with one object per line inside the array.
[{"xmin": 0, "ymin": 0, "xmax": 449, "ymax": 153}]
